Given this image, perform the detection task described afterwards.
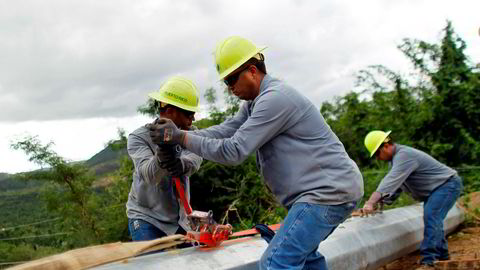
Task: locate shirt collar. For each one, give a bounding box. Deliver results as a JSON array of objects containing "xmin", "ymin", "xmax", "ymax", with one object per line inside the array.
[{"xmin": 259, "ymin": 74, "xmax": 272, "ymax": 95}]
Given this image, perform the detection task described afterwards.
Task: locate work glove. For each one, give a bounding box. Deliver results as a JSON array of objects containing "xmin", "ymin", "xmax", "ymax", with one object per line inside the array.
[
  {"xmin": 147, "ymin": 118, "xmax": 186, "ymax": 146},
  {"xmin": 155, "ymin": 144, "xmax": 177, "ymax": 162},
  {"xmin": 156, "ymin": 144, "xmax": 185, "ymax": 177},
  {"xmin": 161, "ymin": 156, "xmax": 184, "ymax": 177}
]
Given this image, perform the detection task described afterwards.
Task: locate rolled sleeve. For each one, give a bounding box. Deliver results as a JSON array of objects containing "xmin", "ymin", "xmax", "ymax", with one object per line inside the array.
[
  {"xmin": 180, "ymin": 149, "xmax": 203, "ymax": 177},
  {"xmin": 377, "ymin": 152, "xmax": 419, "ymax": 195}
]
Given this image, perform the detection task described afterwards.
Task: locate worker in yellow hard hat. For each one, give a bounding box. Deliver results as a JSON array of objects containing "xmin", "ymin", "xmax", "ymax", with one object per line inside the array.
[
  {"xmin": 126, "ymin": 76, "xmax": 202, "ymax": 242},
  {"xmin": 149, "ymin": 36, "xmax": 364, "ymax": 269},
  {"xmin": 362, "ymin": 130, "xmax": 463, "ymax": 269}
]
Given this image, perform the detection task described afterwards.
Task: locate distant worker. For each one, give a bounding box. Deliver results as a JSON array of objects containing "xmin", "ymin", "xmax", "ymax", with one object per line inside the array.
[
  {"xmin": 149, "ymin": 36, "xmax": 364, "ymax": 269},
  {"xmin": 126, "ymin": 76, "xmax": 202, "ymax": 241},
  {"xmin": 361, "ymin": 130, "xmax": 463, "ymax": 270}
]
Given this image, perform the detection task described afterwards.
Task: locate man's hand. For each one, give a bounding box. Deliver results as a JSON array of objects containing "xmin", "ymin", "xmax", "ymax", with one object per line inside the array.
[
  {"xmin": 147, "ymin": 118, "xmax": 186, "ymax": 146},
  {"xmin": 360, "ymin": 203, "xmax": 376, "ymax": 217},
  {"xmin": 160, "ymin": 156, "xmax": 184, "ymax": 176},
  {"xmin": 156, "ymin": 144, "xmax": 185, "ymax": 176}
]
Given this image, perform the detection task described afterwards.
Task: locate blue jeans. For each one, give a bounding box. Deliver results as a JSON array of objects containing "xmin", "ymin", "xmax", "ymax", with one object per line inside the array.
[
  {"xmin": 259, "ymin": 201, "xmax": 356, "ymax": 270},
  {"xmin": 128, "ymin": 218, "xmax": 187, "ymax": 241},
  {"xmin": 420, "ymin": 175, "xmax": 463, "ymax": 265}
]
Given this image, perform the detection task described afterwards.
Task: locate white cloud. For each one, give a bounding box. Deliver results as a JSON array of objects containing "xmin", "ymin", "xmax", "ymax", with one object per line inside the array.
[{"xmin": 0, "ymin": 116, "xmax": 151, "ymax": 173}]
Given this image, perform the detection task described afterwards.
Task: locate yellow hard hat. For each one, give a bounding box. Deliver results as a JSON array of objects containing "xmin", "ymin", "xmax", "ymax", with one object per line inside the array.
[
  {"xmin": 148, "ymin": 76, "xmax": 200, "ymax": 112},
  {"xmin": 214, "ymin": 36, "xmax": 267, "ymax": 80},
  {"xmin": 364, "ymin": 130, "xmax": 392, "ymax": 157}
]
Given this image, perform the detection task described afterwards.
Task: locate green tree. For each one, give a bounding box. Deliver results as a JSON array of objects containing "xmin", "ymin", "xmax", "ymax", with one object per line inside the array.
[
  {"xmin": 321, "ymin": 65, "xmax": 419, "ymax": 167},
  {"xmin": 11, "ymin": 132, "xmax": 133, "ymax": 247},
  {"xmin": 321, "ymin": 21, "xmax": 480, "ymax": 167},
  {"xmin": 11, "ymin": 136, "xmax": 103, "ymax": 247},
  {"xmin": 399, "ymin": 22, "xmax": 480, "ymax": 165}
]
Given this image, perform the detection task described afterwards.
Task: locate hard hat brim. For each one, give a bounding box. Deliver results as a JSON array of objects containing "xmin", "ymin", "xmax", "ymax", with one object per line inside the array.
[
  {"xmin": 217, "ymin": 46, "xmax": 267, "ymax": 81},
  {"xmin": 148, "ymin": 92, "xmax": 200, "ymax": 112},
  {"xmin": 369, "ymin": 130, "xmax": 392, "ymax": 157}
]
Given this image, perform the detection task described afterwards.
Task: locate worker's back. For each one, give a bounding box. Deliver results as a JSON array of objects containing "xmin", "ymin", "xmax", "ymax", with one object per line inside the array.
[{"xmin": 251, "ymin": 75, "xmax": 364, "ymax": 208}]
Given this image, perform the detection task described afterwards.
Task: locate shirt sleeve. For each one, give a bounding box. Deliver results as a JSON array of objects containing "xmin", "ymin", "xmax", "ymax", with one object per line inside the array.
[
  {"xmin": 382, "ymin": 188, "xmax": 403, "ymax": 205},
  {"xmin": 377, "ymin": 151, "xmax": 419, "ymax": 195},
  {"xmin": 127, "ymin": 133, "xmax": 169, "ymax": 185},
  {"xmin": 186, "ymin": 91, "xmax": 297, "ymax": 165},
  {"xmin": 190, "ymin": 102, "xmax": 249, "ymax": 139},
  {"xmin": 180, "ymin": 149, "xmax": 203, "ymax": 177}
]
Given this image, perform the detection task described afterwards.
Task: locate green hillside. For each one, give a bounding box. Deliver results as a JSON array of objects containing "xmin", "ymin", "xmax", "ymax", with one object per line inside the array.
[
  {"xmin": 0, "ymin": 173, "xmax": 44, "ymax": 191},
  {"xmin": 85, "ymin": 142, "xmax": 127, "ymax": 168},
  {"xmin": 0, "ymin": 141, "xmax": 130, "ymax": 268},
  {"xmin": 84, "ymin": 140, "xmax": 128, "ymax": 176},
  {"xmin": 0, "ymin": 173, "xmax": 9, "ymax": 180}
]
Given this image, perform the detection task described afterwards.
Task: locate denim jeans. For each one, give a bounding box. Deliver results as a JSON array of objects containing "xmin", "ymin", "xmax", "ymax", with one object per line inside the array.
[
  {"xmin": 420, "ymin": 175, "xmax": 463, "ymax": 265},
  {"xmin": 128, "ymin": 218, "xmax": 187, "ymax": 241},
  {"xmin": 259, "ymin": 201, "xmax": 356, "ymax": 270}
]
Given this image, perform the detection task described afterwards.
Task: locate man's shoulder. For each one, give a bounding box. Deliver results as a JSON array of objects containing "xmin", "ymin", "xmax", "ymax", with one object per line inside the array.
[
  {"xmin": 394, "ymin": 144, "xmax": 426, "ymax": 163},
  {"xmin": 394, "ymin": 144, "xmax": 414, "ymax": 156},
  {"xmin": 259, "ymin": 79, "xmax": 298, "ymax": 102},
  {"xmin": 397, "ymin": 144, "xmax": 428, "ymax": 155},
  {"xmin": 129, "ymin": 125, "xmax": 150, "ymax": 141}
]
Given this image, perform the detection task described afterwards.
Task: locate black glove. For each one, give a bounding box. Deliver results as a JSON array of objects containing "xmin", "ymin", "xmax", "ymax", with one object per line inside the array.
[
  {"xmin": 147, "ymin": 118, "xmax": 186, "ymax": 146},
  {"xmin": 156, "ymin": 144, "xmax": 184, "ymax": 177}
]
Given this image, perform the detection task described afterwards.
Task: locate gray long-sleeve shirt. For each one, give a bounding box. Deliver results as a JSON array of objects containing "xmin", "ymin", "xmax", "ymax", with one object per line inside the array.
[
  {"xmin": 126, "ymin": 125, "xmax": 202, "ymax": 235},
  {"xmin": 188, "ymin": 74, "xmax": 364, "ymax": 208},
  {"xmin": 377, "ymin": 144, "xmax": 457, "ymax": 201}
]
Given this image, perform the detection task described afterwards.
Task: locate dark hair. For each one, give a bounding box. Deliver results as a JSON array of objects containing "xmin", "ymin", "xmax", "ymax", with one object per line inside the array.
[
  {"xmin": 381, "ymin": 136, "xmax": 394, "ymax": 148},
  {"xmin": 244, "ymin": 54, "xmax": 267, "ymax": 74}
]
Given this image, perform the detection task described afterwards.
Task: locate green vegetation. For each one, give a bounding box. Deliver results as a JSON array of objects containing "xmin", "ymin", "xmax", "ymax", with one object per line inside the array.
[{"xmin": 0, "ymin": 21, "xmax": 478, "ymax": 267}]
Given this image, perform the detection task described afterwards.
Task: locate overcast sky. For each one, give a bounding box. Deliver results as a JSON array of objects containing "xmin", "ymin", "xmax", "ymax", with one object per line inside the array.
[{"xmin": 1, "ymin": 0, "xmax": 478, "ymax": 174}]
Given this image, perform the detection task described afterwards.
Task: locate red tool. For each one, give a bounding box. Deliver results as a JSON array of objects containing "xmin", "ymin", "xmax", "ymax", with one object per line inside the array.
[{"xmin": 173, "ymin": 177, "xmax": 232, "ymax": 247}]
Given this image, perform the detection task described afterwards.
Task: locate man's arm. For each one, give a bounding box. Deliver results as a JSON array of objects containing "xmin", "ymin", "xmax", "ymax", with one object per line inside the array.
[
  {"xmin": 376, "ymin": 152, "xmax": 418, "ymax": 195},
  {"xmin": 186, "ymin": 91, "xmax": 297, "ymax": 165},
  {"xmin": 382, "ymin": 188, "xmax": 403, "ymax": 205},
  {"xmin": 190, "ymin": 103, "xmax": 249, "ymax": 139},
  {"xmin": 362, "ymin": 191, "xmax": 387, "ymax": 216},
  {"xmin": 127, "ymin": 133, "xmax": 170, "ymax": 184},
  {"xmin": 363, "ymin": 191, "xmax": 383, "ymax": 212},
  {"xmin": 362, "ymin": 188, "xmax": 403, "ymax": 215},
  {"xmin": 180, "ymin": 149, "xmax": 203, "ymax": 177},
  {"xmin": 362, "ymin": 151, "xmax": 418, "ymax": 214}
]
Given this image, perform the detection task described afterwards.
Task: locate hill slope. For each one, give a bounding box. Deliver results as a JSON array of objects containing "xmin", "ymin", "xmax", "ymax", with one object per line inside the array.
[{"xmin": 84, "ymin": 142, "xmax": 127, "ymax": 176}]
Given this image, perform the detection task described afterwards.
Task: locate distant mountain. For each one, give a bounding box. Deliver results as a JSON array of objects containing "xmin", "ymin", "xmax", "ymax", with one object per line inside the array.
[{"xmin": 84, "ymin": 141, "xmax": 128, "ymax": 176}]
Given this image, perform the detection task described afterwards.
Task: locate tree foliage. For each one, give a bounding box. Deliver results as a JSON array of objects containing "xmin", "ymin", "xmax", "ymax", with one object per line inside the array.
[
  {"xmin": 3, "ymin": 131, "xmax": 132, "ymax": 264},
  {"xmin": 321, "ymin": 21, "xmax": 480, "ymax": 168},
  {"xmin": 11, "ymin": 136, "xmax": 102, "ymax": 246}
]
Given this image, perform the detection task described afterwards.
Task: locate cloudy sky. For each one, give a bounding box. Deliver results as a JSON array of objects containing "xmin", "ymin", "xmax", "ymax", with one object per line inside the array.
[{"xmin": 1, "ymin": 0, "xmax": 478, "ymax": 174}]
